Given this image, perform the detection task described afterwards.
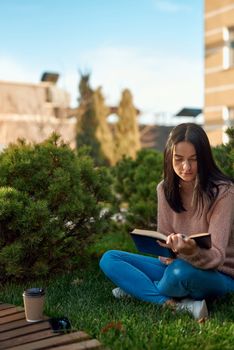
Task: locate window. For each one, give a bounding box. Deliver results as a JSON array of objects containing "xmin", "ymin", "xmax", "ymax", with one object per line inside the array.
[
  {"xmin": 229, "ymin": 29, "xmax": 234, "ymax": 67},
  {"xmin": 222, "ymin": 107, "xmax": 234, "ymax": 143},
  {"xmin": 222, "ymin": 106, "xmax": 234, "ymax": 125},
  {"xmin": 223, "ymin": 27, "xmax": 234, "ymax": 69},
  {"xmin": 228, "ymin": 108, "xmax": 234, "ymax": 126}
]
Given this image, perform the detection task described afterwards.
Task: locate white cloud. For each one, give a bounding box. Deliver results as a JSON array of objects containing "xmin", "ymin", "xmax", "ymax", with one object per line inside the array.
[
  {"xmin": 152, "ymin": 0, "xmax": 191, "ymax": 13},
  {"xmin": 73, "ymin": 45, "xmax": 203, "ymax": 115},
  {"xmin": 0, "ymin": 57, "xmax": 37, "ymax": 83},
  {"xmin": 0, "ymin": 47, "xmax": 203, "ymax": 124}
]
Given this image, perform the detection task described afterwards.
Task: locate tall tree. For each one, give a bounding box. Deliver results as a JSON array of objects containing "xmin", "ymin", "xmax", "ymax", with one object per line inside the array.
[
  {"xmin": 114, "ymin": 89, "xmax": 141, "ymax": 163},
  {"xmin": 93, "ymin": 87, "xmax": 115, "ymax": 165},
  {"xmin": 76, "ymin": 74, "xmax": 106, "ymax": 165}
]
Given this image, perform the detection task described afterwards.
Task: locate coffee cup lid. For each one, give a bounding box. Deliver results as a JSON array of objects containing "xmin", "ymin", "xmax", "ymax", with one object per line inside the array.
[{"xmin": 24, "ymin": 288, "xmax": 45, "ymax": 296}]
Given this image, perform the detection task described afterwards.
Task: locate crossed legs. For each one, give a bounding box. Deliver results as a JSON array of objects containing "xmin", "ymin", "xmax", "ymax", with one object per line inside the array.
[{"xmin": 100, "ymin": 250, "xmax": 234, "ymax": 303}]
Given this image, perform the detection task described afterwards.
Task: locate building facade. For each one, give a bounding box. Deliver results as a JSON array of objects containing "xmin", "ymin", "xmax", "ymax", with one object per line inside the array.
[
  {"xmin": 205, "ymin": 0, "xmax": 234, "ymax": 145},
  {"xmin": 0, "ymin": 79, "xmax": 76, "ymax": 150}
]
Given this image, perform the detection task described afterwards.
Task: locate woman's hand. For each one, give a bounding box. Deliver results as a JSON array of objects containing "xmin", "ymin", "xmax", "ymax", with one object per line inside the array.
[
  {"xmin": 166, "ymin": 233, "xmax": 197, "ymax": 255},
  {"xmin": 159, "ymin": 256, "xmax": 174, "ymax": 265}
]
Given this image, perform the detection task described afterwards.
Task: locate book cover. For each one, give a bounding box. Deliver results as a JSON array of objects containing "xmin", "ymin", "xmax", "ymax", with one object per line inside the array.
[
  {"xmin": 130, "ymin": 233, "xmax": 176, "ymax": 258},
  {"xmin": 130, "ymin": 229, "xmax": 211, "ymax": 258}
]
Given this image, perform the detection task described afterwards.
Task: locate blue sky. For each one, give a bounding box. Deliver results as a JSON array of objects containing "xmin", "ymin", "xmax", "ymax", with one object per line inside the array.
[{"xmin": 0, "ymin": 0, "xmax": 203, "ymax": 122}]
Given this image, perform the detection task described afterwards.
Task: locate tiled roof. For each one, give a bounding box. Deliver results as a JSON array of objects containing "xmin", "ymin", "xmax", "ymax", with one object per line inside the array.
[{"xmin": 139, "ymin": 124, "xmax": 173, "ymax": 152}]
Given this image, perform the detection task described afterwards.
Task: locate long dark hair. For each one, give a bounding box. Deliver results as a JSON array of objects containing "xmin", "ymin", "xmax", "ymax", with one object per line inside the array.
[{"xmin": 163, "ymin": 123, "xmax": 233, "ymax": 213}]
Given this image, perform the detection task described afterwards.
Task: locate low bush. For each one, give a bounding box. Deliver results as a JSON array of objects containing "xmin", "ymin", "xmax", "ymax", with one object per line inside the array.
[
  {"xmin": 112, "ymin": 149, "xmax": 163, "ymax": 230},
  {"xmin": 212, "ymin": 127, "xmax": 234, "ymax": 178},
  {"xmin": 0, "ymin": 134, "xmax": 113, "ymax": 281}
]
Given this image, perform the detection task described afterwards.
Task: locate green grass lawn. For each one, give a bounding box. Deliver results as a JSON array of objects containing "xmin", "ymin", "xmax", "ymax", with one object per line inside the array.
[{"xmin": 0, "ymin": 262, "xmax": 234, "ymax": 350}]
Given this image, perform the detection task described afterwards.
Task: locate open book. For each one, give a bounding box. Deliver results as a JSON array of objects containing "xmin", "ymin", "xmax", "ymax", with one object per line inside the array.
[{"xmin": 130, "ymin": 229, "xmax": 211, "ymax": 258}]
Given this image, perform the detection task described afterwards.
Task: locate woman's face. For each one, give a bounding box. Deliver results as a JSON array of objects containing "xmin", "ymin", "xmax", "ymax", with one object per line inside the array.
[{"xmin": 172, "ymin": 141, "xmax": 198, "ymax": 182}]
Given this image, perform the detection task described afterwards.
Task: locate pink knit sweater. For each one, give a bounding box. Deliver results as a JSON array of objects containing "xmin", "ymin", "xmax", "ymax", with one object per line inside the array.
[{"xmin": 157, "ymin": 180, "xmax": 234, "ymax": 278}]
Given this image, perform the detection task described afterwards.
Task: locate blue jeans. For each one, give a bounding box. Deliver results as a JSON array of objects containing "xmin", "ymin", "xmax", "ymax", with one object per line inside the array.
[{"xmin": 99, "ymin": 250, "xmax": 234, "ymax": 304}]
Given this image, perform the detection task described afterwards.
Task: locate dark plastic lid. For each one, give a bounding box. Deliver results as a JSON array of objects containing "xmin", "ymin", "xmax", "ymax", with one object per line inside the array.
[
  {"xmin": 49, "ymin": 317, "xmax": 71, "ymax": 333},
  {"xmin": 24, "ymin": 288, "xmax": 45, "ymax": 297}
]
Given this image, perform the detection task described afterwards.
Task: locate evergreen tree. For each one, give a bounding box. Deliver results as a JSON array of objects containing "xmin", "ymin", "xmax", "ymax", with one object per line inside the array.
[
  {"xmin": 93, "ymin": 87, "xmax": 115, "ymax": 165},
  {"xmin": 77, "ymin": 74, "xmax": 108, "ymax": 165},
  {"xmin": 114, "ymin": 89, "xmax": 141, "ymax": 163}
]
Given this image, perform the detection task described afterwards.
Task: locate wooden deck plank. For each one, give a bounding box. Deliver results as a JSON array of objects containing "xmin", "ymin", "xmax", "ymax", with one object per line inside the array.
[
  {"xmin": 0, "ymin": 311, "xmax": 25, "ymax": 325},
  {"xmin": 0, "ymin": 320, "xmax": 51, "ymax": 341},
  {"xmin": 0, "ymin": 303, "xmax": 103, "ymax": 350},
  {"xmin": 5, "ymin": 331, "xmax": 90, "ymax": 350},
  {"xmin": 0, "ymin": 304, "xmax": 15, "ymax": 311},
  {"xmin": 0, "ymin": 318, "xmax": 32, "ymax": 332},
  {"xmin": 46, "ymin": 339, "xmax": 103, "ymax": 350},
  {"xmin": 0, "ymin": 329, "xmax": 60, "ymax": 349},
  {"xmin": 0, "ymin": 306, "xmax": 24, "ymax": 318}
]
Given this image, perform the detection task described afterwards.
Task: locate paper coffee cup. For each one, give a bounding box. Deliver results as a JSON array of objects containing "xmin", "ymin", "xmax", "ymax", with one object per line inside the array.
[{"xmin": 23, "ymin": 287, "xmax": 45, "ymax": 322}]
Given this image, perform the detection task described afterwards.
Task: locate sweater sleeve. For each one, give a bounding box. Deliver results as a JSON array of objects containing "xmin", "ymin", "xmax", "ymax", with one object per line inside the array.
[
  {"xmin": 178, "ymin": 185, "xmax": 234, "ymax": 270},
  {"xmin": 157, "ymin": 181, "xmax": 173, "ymax": 235}
]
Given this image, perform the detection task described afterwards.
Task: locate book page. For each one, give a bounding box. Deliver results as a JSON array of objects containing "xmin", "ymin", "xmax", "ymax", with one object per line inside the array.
[{"xmin": 132, "ymin": 229, "xmax": 167, "ymax": 242}]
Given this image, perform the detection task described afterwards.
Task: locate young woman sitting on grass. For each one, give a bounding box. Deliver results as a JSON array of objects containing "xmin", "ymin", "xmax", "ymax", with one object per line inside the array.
[{"xmin": 100, "ymin": 123, "xmax": 234, "ymax": 320}]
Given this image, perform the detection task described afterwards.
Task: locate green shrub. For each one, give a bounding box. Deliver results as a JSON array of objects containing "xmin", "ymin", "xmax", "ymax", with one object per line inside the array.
[
  {"xmin": 0, "ymin": 134, "xmax": 113, "ymax": 281},
  {"xmin": 212, "ymin": 127, "xmax": 234, "ymax": 178},
  {"xmin": 112, "ymin": 149, "xmax": 163, "ymax": 230}
]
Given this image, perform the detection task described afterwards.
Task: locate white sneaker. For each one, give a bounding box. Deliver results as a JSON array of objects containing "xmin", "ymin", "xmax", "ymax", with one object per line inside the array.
[
  {"xmin": 176, "ymin": 298, "xmax": 208, "ymax": 320},
  {"xmin": 112, "ymin": 287, "xmax": 131, "ymax": 299}
]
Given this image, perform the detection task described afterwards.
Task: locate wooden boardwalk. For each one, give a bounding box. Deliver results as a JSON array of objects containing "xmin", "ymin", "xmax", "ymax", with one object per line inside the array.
[{"xmin": 0, "ymin": 303, "xmax": 103, "ymax": 349}]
